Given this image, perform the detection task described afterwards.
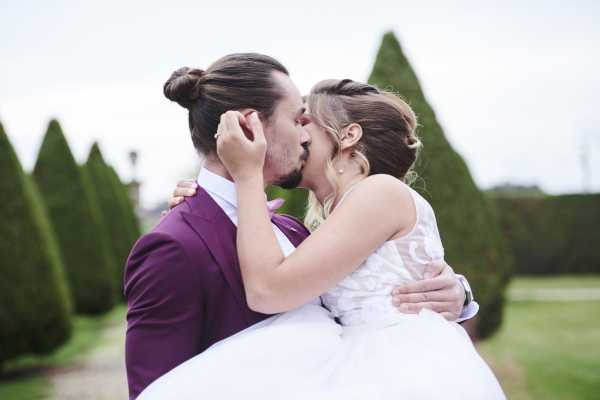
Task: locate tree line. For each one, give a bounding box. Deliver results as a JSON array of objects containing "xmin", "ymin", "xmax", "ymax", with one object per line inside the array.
[{"xmin": 0, "ymin": 119, "xmax": 140, "ymax": 366}]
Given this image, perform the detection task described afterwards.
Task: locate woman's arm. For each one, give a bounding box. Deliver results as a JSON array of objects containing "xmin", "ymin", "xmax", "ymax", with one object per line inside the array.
[
  {"xmin": 237, "ymin": 173, "xmax": 412, "ymax": 313},
  {"xmin": 165, "ymin": 175, "xmax": 473, "ymax": 321},
  {"xmin": 214, "ymin": 111, "xmax": 414, "ymax": 313}
]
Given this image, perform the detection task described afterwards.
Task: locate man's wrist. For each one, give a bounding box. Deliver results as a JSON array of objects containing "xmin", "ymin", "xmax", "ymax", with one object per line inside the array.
[
  {"xmin": 456, "ymin": 274, "xmax": 473, "ymax": 306},
  {"xmin": 457, "ymin": 301, "xmax": 479, "ymax": 323}
]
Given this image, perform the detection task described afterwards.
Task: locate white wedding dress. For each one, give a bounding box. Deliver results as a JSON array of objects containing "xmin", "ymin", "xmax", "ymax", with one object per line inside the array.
[{"xmin": 139, "ymin": 187, "xmax": 505, "ymax": 399}]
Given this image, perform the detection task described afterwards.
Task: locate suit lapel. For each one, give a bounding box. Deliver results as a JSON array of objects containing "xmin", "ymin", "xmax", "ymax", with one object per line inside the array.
[
  {"xmin": 180, "ymin": 188, "xmax": 310, "ymax": 321},
  {"xmin": 180, "ymin": 187, "xmax": 248, "ymax": 317}
]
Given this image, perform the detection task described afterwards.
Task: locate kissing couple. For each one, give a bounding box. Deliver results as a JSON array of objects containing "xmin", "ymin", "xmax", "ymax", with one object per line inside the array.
[{"xmin": 125, "ymin": 53, "xmax": 505, "ymax": 399}]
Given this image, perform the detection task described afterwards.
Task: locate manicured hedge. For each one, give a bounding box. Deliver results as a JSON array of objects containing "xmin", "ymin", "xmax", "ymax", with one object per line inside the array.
[
  {"xmin": 85, "ymin": 143, "xmax": 139, "ymax": 294},
  {"xmin": 495, "ymin": 193, "xmax": 600, "ymax": 275},
  {"xmin": 368, "ymin": 32, "xmax": 513, "ymax": 338},
  {"xmin": 0, "ymin": 122, "xmax": 72, "ymax": 365},
  {"xmin": 32, "ymin": 120, "xmax": 116, "ymax": 314},
  {"xmin": 105, "ymin": 165, "xmax": 141, "ymax": 244}
]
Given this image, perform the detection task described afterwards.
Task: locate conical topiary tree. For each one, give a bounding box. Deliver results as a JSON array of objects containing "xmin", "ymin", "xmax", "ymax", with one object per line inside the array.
[
  {"xmin": 85, "ymin": 143, "xmax": 135, "ymax": 295},
  {"xmin": 0, "ymin": 122, "xmax": 72, "ymax": 365},
  {"xmin": 32, "ymin": 120, "xmax": 116, "ymax": 314},
  {"xmin": 106, "ymin": 165, "xmax": 141, "ymax": 243},
  {"xmin": 368, "ymin": 32, "xmax": 513, "ymax": 338}
]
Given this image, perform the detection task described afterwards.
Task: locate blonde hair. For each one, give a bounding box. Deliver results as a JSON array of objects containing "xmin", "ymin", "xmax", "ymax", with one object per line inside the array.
[{"xmin": 304, "ymin": 79, "xmax": 421, "ymax": 231}]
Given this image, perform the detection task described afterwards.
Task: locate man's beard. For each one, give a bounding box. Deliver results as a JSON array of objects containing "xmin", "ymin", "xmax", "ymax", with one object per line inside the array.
[
  {"xmin": 273, "ymin": 144, "xmax": 310, "ymax": 189},
  {"xmin": 274, "ymin": 169, "xmax": 303, "ymax": 189}
]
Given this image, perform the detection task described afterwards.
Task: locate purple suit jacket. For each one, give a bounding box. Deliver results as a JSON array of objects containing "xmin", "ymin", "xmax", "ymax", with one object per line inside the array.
[{"xmin": 124, "ymin": 186, "xmax": 310, "ymax": 399}]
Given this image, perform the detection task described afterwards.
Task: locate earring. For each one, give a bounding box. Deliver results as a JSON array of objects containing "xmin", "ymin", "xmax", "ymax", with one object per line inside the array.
[{"xmin": 338, "ymin": 169, "xmax": 344, "ymax": 174}]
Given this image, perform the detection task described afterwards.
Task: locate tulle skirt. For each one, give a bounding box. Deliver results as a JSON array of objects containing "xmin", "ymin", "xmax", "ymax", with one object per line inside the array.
[{"xmin": 138, "ymin": 304, "xmax": 505, "ymax": 400}]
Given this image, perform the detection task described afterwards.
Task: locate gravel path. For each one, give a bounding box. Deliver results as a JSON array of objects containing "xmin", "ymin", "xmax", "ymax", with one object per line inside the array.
[{"xmin": 48, "ymin": 319, "xmax": 128, "ymax": 400}]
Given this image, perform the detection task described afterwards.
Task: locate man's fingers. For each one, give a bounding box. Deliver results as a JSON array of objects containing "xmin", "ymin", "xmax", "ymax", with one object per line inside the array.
[
  {"xmin": 392, "ymin": 289, "xmax": 454, "ymax": 305},
  {"xmin": 423, "ymin": 260, "xmax": 454, "ymax": 279},
  {"xmin": 393, "ymin": 299, "xmax": 461, "ymax": 320},
  {"xmin": 393, "ymin": 275, "xmax": 455, "ymax": 294},
  {"xmin": 439, "ymin": 312, "xmax": 458, "ymax": 321},
  {"xmin": 423, "ymin": 260, "xmax": 448, "ymax": 279},
  {"xmin": 397, "ymin": 301, "xmax": 452, "ymax": 314}
]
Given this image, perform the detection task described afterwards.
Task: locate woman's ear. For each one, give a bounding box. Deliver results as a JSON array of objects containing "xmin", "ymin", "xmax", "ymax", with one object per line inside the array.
[{"xmin": 340, "ymin": 123, "xmax": 363, "ymax": 150}]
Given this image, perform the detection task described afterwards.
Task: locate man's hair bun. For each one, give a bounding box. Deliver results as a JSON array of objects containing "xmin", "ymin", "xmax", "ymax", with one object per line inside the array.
[{"xmin": 163, "ymin": 67, "xmax": 206, "ymax": 109}]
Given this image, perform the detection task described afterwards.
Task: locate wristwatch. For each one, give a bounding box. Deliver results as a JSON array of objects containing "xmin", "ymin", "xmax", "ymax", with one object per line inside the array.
[{"xmin": 456, "ymin": 274, "xmax": 473, "ymax": 306}]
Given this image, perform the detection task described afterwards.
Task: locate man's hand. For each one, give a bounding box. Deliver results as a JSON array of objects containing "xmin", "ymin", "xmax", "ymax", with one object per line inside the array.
[{"xmin": 391, "ymin": 260, "xmax": 465, "ymax": 321}]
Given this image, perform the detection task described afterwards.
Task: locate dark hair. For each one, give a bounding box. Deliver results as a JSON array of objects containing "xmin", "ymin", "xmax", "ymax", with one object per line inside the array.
[{"xmin": 164, "ymin": 53, "xmax": 289, "ymax": 154}]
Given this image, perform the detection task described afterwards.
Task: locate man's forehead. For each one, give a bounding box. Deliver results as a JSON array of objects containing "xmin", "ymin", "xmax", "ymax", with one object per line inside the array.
[
  {"xmin": 279, "ymin": 93, "xmax": 304, "ymax": 116},
  {"xmin": 272, "ymin": 71, "xmax": 303, "ymax": 112}
]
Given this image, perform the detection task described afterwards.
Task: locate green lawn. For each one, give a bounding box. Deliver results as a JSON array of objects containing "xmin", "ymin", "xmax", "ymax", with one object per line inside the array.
[
  {"xmin": 0, "ymin": 305, "xmax": 126, "ymax": 400},
  {"xmin": 480, "ymin": 276, "xmax": 600, "ymax": 400}
]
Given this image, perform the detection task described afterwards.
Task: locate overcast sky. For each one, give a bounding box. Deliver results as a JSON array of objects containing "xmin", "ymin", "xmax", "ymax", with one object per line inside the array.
[{"xmin": 1, "ymin": 0, "xmax": 599, "ymax": 207}]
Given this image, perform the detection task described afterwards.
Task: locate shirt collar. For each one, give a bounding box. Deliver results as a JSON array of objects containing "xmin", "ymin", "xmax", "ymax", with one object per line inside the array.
[{"xmin": 197, "ymin": 168, "xmax": 238, "ymax": 207}]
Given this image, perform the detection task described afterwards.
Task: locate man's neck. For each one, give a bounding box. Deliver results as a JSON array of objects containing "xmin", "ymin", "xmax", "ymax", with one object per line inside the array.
[
  {"xmin": 203, "ymin": 157, "xmax": 269, "ymax": 189},
  {"xmin": 203, "ymin": 158, "xmax": 233, "ymax": 181}
]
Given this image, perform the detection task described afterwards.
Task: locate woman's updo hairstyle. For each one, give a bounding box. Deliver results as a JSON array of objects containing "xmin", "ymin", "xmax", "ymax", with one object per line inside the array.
[{"xmin": 305, "ymin": 79, "xmax": 422, "ymax": 230}]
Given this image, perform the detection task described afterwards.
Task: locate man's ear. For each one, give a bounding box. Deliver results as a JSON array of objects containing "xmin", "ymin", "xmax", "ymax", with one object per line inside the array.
[
  {"xmin": 340, "ymin": 123, "xmax": 363, "ymax": 150},
  {"xmin": 237, "ymin": 108, "xmax": 259, "ymax": 139},
  {"xmin": 239, "ymin": 108, "xmax": 258, "ymax": 118}
]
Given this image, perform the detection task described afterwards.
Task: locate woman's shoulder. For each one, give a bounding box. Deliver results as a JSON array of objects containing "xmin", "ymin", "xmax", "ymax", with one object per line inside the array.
[
  {"xmin": 340, "ymin": 174, "xmax": 414, "ymax": 221},
  {"xmin": 351, "ymin": 174, "xmax": 413, "ymax": 204}
]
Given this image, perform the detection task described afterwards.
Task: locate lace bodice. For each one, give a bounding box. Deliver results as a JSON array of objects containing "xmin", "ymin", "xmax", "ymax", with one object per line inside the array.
[{"xmin": 321, "ymin": 186, "xmax": 444, "ymax": 326}]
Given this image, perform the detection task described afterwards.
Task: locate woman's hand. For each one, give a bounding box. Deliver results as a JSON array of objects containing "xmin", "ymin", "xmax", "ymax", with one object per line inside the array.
[{"xmin": 215, "ymin": 111, "xmax": 266, "ymax": 182}]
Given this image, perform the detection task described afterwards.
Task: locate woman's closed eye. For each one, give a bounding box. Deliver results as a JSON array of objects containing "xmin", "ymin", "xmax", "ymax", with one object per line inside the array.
[{"xmin": 297, "ymin": 115, "xmax": 311, "ymax": 126}]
